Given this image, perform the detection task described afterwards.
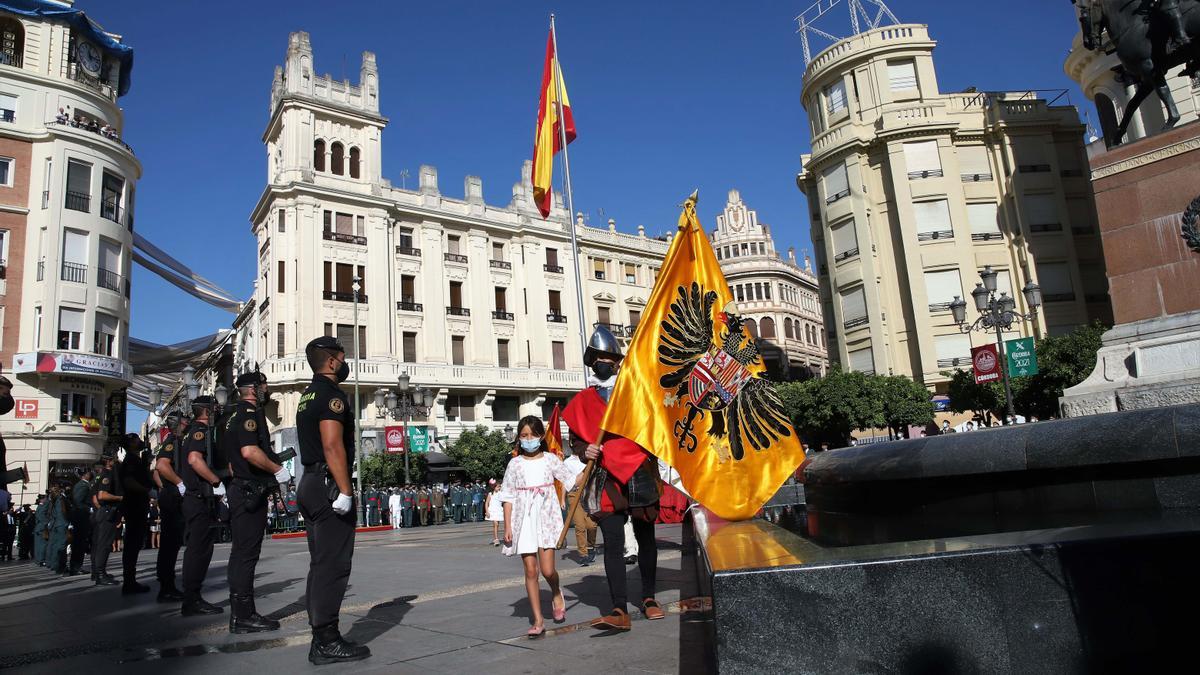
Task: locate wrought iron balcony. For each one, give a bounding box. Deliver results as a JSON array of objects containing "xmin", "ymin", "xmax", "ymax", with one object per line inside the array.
[
  {"xmin": 492, "ymin": 310, "xmax": 515, "ymax": 320},
  {"xmin": 1029, "ymin": 222, "xmax": 1062, "ymax": 233},
  {"xmin": 843, "ymin": 316, "xmax": 869, "ymax": 330},
  {"xmin": 444, "ymin": 253, "xmax": 468, "ymax": 264},
  {"xmin": 928, "ymin": 302, "xmax": 954, "ymax": 313},
  {"xmin": 447, "ymin": 306, "xmax": 471, "ymax": 316},
  {"xmin": 592, "ymin": 322, "xmax": 625, "ymax": 336},
  {"xmin": 323, "ymin": 231, "xmax": 367, "ymax": 245},
  {"xmin": 1018, "ymin": 164, "xmax": 1051, "ymax": 173},
  {"xmin": 396, "ymin": 299, "xmax": 423, "ymax": 312},
  {"xmin": 543, "ymin": 264, "xmax": 564, "ymax": 273},
  {"xmin": 395, "ymin": 245, "xmax": 421, "ymax": 257},
  {"xmin": 61, "ymin": 261, "xmax": 87, "ymax": 283},
  {"xmin": 936, "ymin": 357, "xmax": 971, "ymax": 368},
  {"xmin": 917, "ymin": 230, "xmax": 954, "ymax": 242},
  {"xmin": 834, "ymin": 248, "xmax": 859, "ymax": 262},
  {"xmin": 907, "ymin": 169, "xmax": 944, "ymax": 180},
  {"xmin": 961, "ymin": 172, "xmax": 993, "ymax": 182},
  {"xmin": 65, "ymin": 191, "xmax": 90, "ymax": 213},
  {"xmin": 547, "ymin": 312, "xmax": 567, "ymax": 323},
  {"xmin": 825, "ymin": 189, "xmax": 850, "ymax": 204},
  {"xmin": 100, "ymin": 201, "xmax": 123, "ymax": 225},
  {"xmin": 324, "ymin": 290, "xmax": 367, "ymax": 302},
  {"xmin": 971, "ymin": 232, "xmax": 1004, "ymax": 242},
  {"xmin": 97, "ymin": 267, "xmax": 122, "ymax": 292},
  {"xmin": 1043, "ymin": 292, "xmax": 1076, "ymax": 303},
  {"xmin": 489, "ymin": 259, "xmax": 512, "ymax": 270}
]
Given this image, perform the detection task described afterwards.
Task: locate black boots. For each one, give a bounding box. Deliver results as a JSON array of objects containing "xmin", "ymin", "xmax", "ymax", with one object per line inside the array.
[
  {"xmin": 181, "ymin": 595, "xmax": 224, "ymax": 616},
  {"xmin": 229, "ymin": 593, "xmax": 280, "ymax": 634},
  {"xmin": 157, "ymin": 581, "xmax": 184, "ymax": 603},
  {"xmin": 308, "ymin": 622, "xmax": 370, "ymax": 665},
  {"xmin": 121, "ymin": 580, "xmax": 151, "ymax": 595},
  {"xmin": 93, "ymin": 573, "xmax": 119, "ymax": 586}
]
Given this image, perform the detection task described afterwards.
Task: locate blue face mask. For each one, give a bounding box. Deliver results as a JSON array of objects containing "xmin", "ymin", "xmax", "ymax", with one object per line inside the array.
[{"xmin": 519, "ymin": 438, "xmax": 542, "ymax": 454}]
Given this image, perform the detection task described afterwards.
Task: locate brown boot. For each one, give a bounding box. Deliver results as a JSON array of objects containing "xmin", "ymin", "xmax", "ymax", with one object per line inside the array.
[
  {"xmin": 590, "ymin": 608, "xmax": 631, "ymax": 631},
  {"xmin": 642, "ymin": 598, "xmax": 665, "ymax": 620}
]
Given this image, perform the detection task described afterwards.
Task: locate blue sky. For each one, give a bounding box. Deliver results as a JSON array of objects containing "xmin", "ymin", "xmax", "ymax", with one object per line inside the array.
[{"xmin": 93, "ymin": 0, "xmax": 1088, "ymax": 419}]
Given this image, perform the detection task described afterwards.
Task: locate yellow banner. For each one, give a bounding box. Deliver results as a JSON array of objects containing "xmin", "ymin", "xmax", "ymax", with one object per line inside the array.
[{"xmin": 599, "ymin": 192, "xmax": 805, "ymax": 520}]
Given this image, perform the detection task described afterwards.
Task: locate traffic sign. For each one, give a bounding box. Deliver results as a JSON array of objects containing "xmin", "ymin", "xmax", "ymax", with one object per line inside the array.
[
  {"xmin": 1005, "ymin": 338, "xmax": 1039, "ymax": 378},
  {"xmin": 972, "ymin": 344, "xmax": 1001, "ymax": 384}
]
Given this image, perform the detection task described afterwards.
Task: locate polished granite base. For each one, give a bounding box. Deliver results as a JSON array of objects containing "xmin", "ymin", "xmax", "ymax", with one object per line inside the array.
[{"xmin": 694, "ymin": 510, "xmax": 1200, "ymax": 674}]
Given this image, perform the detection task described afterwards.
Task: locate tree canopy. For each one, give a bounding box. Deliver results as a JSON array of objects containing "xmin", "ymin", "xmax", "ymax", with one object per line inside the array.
[
  {"xmin": 446, "ymin": 425, "xmax": 513, "ymax": 481},
  {"xmin": 358, "ymin": 450, "xmax": 427, "ymax": 486},
  {"xmin": 776, "ymin": 368, "xmax": 933, "ymax": 446}
]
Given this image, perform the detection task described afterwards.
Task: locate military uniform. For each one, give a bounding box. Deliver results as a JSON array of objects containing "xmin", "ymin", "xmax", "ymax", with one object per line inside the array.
[
  {"xmin": 401, "ymin": 488, "xmax": 414, "ymax": 528},
  {"xmin": 224, "ymin": 378, "xmax": 285, "ymax": 634},
  {"xmin": 90, "ymin": 465, "xmax": 120, "ymax": 584},
  {"xmin": 45, "ymin": 492, "xmax": 69, "ymax": 573},
  {"xmin": 154, "ymin": 429, "xmax": 185, "ymax": 601},
  {"xmin": 32, "ymin": 497, "xmax": 47, "ymax": 566},
  {"xmin": 297, "ymin": 335, "xmax": 370, "ymax": 664},
  {"xmin": 430, "ymin": 485, "xmax": 445, "ymax": 524},
  {"xmin": 67, "ymin": 474, "xmax": 93, "ymax": 575},
  {"xmin": 417, "ymin": 488, "xmax": 430, "ymax": 526},
  {"xmin": 179, "ymin": 401, "xmax": 223, "ymax": 616}
]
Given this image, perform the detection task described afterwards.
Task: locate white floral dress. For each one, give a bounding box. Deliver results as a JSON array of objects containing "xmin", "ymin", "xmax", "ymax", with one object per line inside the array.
[{"xmin": 498, "ymin": 454, "xmax": 575, "ymax": 555}]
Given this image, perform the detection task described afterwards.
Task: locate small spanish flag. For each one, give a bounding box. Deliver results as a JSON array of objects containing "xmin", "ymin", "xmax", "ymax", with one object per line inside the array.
[
  {"xmin": 545, "ymin": 403, "xmax": 565, "ymax": 459},
  {"xmin": 531, "ymin": 27, "xmax": 576, "ymax": 219}
]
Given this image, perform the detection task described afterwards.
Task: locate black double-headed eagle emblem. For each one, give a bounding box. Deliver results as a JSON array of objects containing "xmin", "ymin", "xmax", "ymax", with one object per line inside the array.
[{"xmin": 657, "ymin": 282, "xmax": 792, "ymax": 461}]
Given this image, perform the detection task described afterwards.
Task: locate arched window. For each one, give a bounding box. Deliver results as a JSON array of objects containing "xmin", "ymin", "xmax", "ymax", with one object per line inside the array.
[
  {"xmin": 0, "ymin": 17, "xmax": 24, "ymax": 68},
  {"xmin": 785, "ymin": 318, "xmax": 794, "ymax": 339},
  {"xmin": 745, "ymin": 318, "xmax": 759, "ymax": 339},
  {"xmin": 349, "ymin": 147, "xmax": 361, "ymax": 179},
  {"xmin": 313, "ymin": 139, "xmax": 325, "ymax": 172},
  {"xmin": 331, "ymin": 142, "xmax": 345, "ymax": 175},
  {"xmin": 760, "ymin": 317, "xmax": 776, "ymax": 339}
]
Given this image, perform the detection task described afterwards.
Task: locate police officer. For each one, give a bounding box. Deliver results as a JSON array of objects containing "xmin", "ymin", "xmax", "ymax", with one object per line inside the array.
[
  {"xmin": 66, "ymin": 466, "xmax": 94, "ymax": 576},
  {"xmin": 90, "ymin": 453, "xmax": 121, "ymax": 585},
  {"xmin": 153, "ymin": 412, "xmax": 187, "ymax": 602},
  {"xmin": 297, "ymin": 336, "xmax": 370, "ymax": 664},
  {"xmin": 224, "ymin": 371, "xmax": 292, "ymax": 634},
  {"xmin": 179, "ymin": 395, "xmax": 224, "ymax": 616},
  {"xmin": 118, "ymin": 434, "xmax": 153, "ymax": 594}
]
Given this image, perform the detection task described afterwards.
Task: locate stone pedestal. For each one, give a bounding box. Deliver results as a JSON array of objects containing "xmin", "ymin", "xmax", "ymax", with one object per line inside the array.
[{"xmin": 1062, "ymin": 121, "xmax": 1200, "ymax": 415}]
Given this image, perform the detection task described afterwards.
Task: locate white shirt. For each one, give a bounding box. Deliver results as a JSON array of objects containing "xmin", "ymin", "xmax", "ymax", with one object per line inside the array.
[
  {"xmin": 563, "ymin": 455, "xmax": 587, "ymax": 483},
  {"xmin": 388, "ymin": 494, "xmax": 401, "ymax": 513}
]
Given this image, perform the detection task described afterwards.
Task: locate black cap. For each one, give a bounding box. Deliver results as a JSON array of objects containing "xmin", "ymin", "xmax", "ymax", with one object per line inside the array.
[
  {"xmin": 235, "ymin": 371, "xmax": 266, "ymax": 387},
  {"xmin": 0, "ymin": 375, "xmax": 11, "ymax": 388},
  {"xmin": 306, "ymin": 336, "xmax": 344, "ymax": 355},
  {"xmin": 192, "ymin": 395, "xmax": 217, "ymax": 408}
]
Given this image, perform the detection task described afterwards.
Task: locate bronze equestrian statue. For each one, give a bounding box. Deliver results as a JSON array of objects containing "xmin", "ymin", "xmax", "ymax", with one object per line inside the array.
[{"xmin": 1075, "ymin": 0, "xmax": 1200, "ymax": 145}]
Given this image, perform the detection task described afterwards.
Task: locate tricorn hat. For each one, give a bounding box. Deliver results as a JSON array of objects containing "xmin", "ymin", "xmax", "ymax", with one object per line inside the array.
[{"xmin": 583, "ymin": 325, "xmax": 623, "ymax": 367}]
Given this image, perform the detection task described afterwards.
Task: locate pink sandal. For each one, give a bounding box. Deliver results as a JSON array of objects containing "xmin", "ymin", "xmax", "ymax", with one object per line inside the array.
[
  {"xmin": 552, "ymin": 591, "xmax": 566, "ymax": 623},
  {"xmin": 527, "ymin": 624, "xmax": 546, "ymax": 638}
]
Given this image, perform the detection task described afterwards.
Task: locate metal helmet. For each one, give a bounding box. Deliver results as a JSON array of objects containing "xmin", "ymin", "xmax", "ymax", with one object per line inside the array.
[{"xmin": 584, "ymin": 325, "xmax": 624, "ymax": 367}]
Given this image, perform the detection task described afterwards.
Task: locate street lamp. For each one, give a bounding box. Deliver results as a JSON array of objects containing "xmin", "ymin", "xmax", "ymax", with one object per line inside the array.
[
  {"xmin": 182, "ymin": 365, "xmax": 199, "ymax": 406},
  {"xmin": 214, "ymin": 384, "xmax": 228, "ymax": 408},
  {"xmin": 504, "ymin": 424, "xmax": 515, "ymax": 443},
  {"xmin": 376, "ymin": 372, "xmax": 434, "ymax": 484},
  {"xmin": 949, "ymin": 268, "xmax": 1043, "ymax": 422},
  {"xmin": 148, "ymin": 385, "xmax": 163, "ymax": 411},
  {"xmin": 352, "ymin": 275, "xmax": 363, "ymax": 504}
]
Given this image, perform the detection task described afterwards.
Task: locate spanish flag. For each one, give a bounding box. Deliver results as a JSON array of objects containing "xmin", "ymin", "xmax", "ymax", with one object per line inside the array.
[
  {"xmin": 546, "ymin": 403, "xmax": 565, "ymax": 458},
  {"xmin": 531, "ymin": 27, "xmax": 576, "ymax": 219},
  {"xmin": 599, "ymin": 192, "xmax": 806, "ymax": 520}
]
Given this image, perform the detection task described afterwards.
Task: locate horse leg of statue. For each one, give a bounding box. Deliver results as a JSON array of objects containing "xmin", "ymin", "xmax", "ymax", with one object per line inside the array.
[
  {"xmin": 1156, "ymin": 74, "xmax": 1181, "ymax": 129},
  {"xmin": 1161, "ymin": 0, "xmax": 1191, "ymax": 48}
]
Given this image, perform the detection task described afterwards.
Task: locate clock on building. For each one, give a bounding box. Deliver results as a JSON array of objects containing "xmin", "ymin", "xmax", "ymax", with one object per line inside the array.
[{"xmin": 76, "ymin": 41, "xmax": 102, "ymax": 76}]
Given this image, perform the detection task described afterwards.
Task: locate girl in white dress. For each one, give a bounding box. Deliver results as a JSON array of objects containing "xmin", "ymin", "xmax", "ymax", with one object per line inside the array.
[
  {"xmin": 485, "ymin": 480, "xmax": 505, "ymax": 545},
  {"xmin": 499, "ymin": 415, "xmax": 583, "ymax": 637}
]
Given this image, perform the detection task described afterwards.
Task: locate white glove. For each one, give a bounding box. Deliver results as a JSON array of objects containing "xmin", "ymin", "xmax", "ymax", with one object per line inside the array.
[
  {"xmin": 177, "ymin": 483, "xmax": 186, "ymax": 496},
  {"xmin": 274, "ymin": 466, "xmax": 292, "ymax": 484},
  {"xmin": 116, "ymin": 448, "xmax": 127, "ymax": 463},
  {"xmin": 332, "ymin": 493, "xmax": 353, "ymax": 515},
  {"xmin": 212, "ymin": 483, "xmax": 226, "ymax": 497}
]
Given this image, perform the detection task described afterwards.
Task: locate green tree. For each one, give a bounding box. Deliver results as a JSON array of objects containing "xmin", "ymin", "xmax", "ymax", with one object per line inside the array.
[
  {"xmin": 944, "ymin": 368, "xmax": 1007, "ymax": 425},
  {"xmin": 776, "ymin": 368, "xmax": 884, "ymax": 447},
  {"xmin": 358, "ymin": 451, "xmax": 428, "ymax": 486},
  {"xmin": 877, "ymin": 375, "xmax": 935, "ymax": 437},
  {"xmin": 1014, "ymin": 321, "xmax": 1106, "ymax": 419},
  {"xmin": 447, "ymin": 425, "xmax": 512, "ymax": 481}
]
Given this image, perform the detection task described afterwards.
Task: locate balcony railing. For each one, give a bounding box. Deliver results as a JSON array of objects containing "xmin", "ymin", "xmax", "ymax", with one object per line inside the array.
[
  {"xmin": 961, "ymin": 172, "xmax": 993, "ymax": 182},
  {"xmin": 97, "ymin": 267, "xmax": 122, "ymax": 292},
  {"xmin": 928, "ymin": 302, "xmax": 954, "ymax": 313},
  {"xmin": 1085, "ymin": 293, "xmax": 1108, "ymax": 304},
  {"xmin": 1043, "ymin": 292, "xmax": 1076, "ymax": 303},
  {"xmin": 100, "ymin": 201, "xmax": 123, "ymax": 225},
  {"xmin": 907, "ymin": 169, "xmax": 944, "ymax": 180},
  {"xmin": 323, "ymin": 290, "xmax": 367, "ymax": 303},
  {"xmin": 1029, "ymin": 222, "xmax": 1062, "ymax": 233},
  {"xmin": 1018, "ymin": 164, "xmax": 1051, "ymax": 173},
  {"xmin": 62, "ymin": 261, "xmax": 87, "ymax": 283},
  {"xmin": 444, "ymin": 253, "xmax": 468, "ymax": 264},
  {"xmin": 395, "ymin": 245, "xmax": 422, "ymax": 257},
  {"xmin": 592, "ymin": 322, "xmax": 626, "ymax": 336},
  {"xmin": 492, "ymin": 310, "xmax": 515, "ymax": 320},
  {"xmin": 323, "ymin": 231, "xmax": 367, "ymax": 245},
  {"xmin": 971, "ymin": 232, "xmax": 1004, "ymax": 242},
  {"xmin": 489, "ymin": 259, "xmax": 512, "ymax": 270},
  {"xmin": 843, "ymin": 316, "xmax": 869, "ymax": 330},
  {"xmin": 547, "ymin": 312, "xmax": 568, "ymax": 323},
  {"xmin": 0, "ymin": 52, "xmax": 23, "ymax": 69},
  {"xmin": 825, "ymin": 189, "xmax": 850, "ymax": 205},
  {"xmin": 917, "ymin": 230, "xmax": 954, "ymax": 242},
  {"xmin": 447, "ymin": 306, "xmax": 471, "ymax": 316},
  {"xmin": 543, "ymin": 264, "xmax": 564, "ymax": 273},
  {"xmin": 0, "ymin": 109, "xmax": 13, "ymax": 123},
  {"xmin": 259, "ymin": 297, "xmax": 270, "ymax": 313},
  {"xmin": 1071, "ymin": 225, "xmax": 1094, "ymax": 235},
  {"xmin": 1061, "ymin": 169, "xmax": 1084, "ymax": 178},
  {"xmin": 65, "ymin": 191, "xmax": 90, "ymax": 213},
  {"xmin": 937, "ymin": 357, "xmax": 971, "ymax": 368},
  {"xmin": 396, "ymin": 299, "xmax": 423, "ymax": 312},
  {"xmin": 834, "ymin": 248, "xmax": 859, "ymax": 262}
]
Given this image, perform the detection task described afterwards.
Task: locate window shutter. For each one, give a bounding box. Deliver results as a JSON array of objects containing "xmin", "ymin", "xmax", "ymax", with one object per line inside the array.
[
  {"xmin": 63, "ymin": 229, "xmax": 88, "ymax": 265},
  {"xmin": 934, "ymin": 334, "xmax": 972, "ymax": 366},
  {"xmin": 825, "ymin": 80, "xmax": 847, "ymax": 114},
  {"xmin": 903, "ymin": 140, "xmax": 942, "ymax": 176},
  {"xmin": 959, "ymin": 146, "xmax": 992, "ymax": 179},
  {"xmin": 66, "ymin": 161, "xmax": 90, "ymax": 195},
  {"xmin": 848, "ymin": 348, "xmax": 875, "ymax": 374},
  {"xmin": 95, "ymin": 312, "xmax": 118, "ymax": 335},
  {"xmin": 914, "ymin": 200, "xmax": 952, "ymax": 237},
  {"xmin": 924, "ymin": 269, "xmax": 963, "ymax": 307},
  {"xmin": 840, "ymin": 287, "xmax": 867, "ymax": 322},
  {"xmin": 0, "ymin": 94, "xmax": 16, "ymax": 113},
  {"xmin": 99, "ymin": 238, "xmax": 121, "ymax": 271},
  {"xmin": 831, "ymin": 220, "xmax": 859, "ymax": 257},
  {"xmin": 59, "ymin": 308, "xmax": 84, "ymax": 333},
  {"xmin": 822, "ymin": 162, "xmax": 849, "ymax": 200},
  {"xmin": 888, "ymin": 60, "xmax": 917, "ymax": 90},
  {"xmin": 335, "ymin": 213, "xmax": 353, "ymax": 235},
  {"xmin": 967, "ymin": 203, "xmax": 1001, "ymax": 235}
]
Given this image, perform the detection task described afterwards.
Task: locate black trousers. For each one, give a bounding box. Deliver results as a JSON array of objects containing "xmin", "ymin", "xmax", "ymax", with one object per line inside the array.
[
  {"xmin": 156, "ymin": 491, "xmax": 184, "ymax": 585},
  {"xmin": 227, "ymin": 481, "xmax": 268, "ymax": 596},
  {"xmin": 297, "ymin": 472, "xmax": 356, "ymax": 629},
  {"xmin": 598, "ymin": 514, "xmax": 657, "ymax": 612},
  {"xmin": 121, "ymin": 505, "xmax": 147, "ymax": 585},
  {"xmin": 90, "ymin": 511, "xmax": 117, "ymax": 577},
  {"xmin": 67, "ymin": 512, "xmax": 91, "ymax": 572},
  {"xmin": 181, "ymin": 494, "xmax": 216, "ymax": 602}
]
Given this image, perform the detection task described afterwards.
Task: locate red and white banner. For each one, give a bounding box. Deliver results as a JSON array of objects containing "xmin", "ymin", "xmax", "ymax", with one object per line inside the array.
[
  {"xmin": 15, "ymin": 399, "xmax": 38, "ymax": 419},
  {"xmin": 972, "ymin": 344, "xmax": 1001, "ymax": 384},
  {"xmin": 385, "ymin": 425, "xmax": 406, "ymax": 453}
]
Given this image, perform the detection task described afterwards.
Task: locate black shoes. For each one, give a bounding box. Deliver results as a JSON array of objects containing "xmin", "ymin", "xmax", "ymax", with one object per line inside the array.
[
  {"xmin": 309, "ymin": 623, "xmax": 370, "ymax": 665},
  {"xmin": 94, "ymin": 573, "xmax": 120, "ymax": 586},
  {"xmin": 181, "ymin": 597, "xmax": 224, "ymax": 616},
  {"xmin": 121, "ymin": 581, "xmax": 151, "ymax": 595},
  {"xmin": 625, "ymin": 554, "xmax": 638, "ymax": 565},
  {"xmin": 229, "ymin": 593, "xmax": 280, "ymax": 634},
  {"xmin": 157, "ymin": 583, "xmax": 184, "ymax": 603}
]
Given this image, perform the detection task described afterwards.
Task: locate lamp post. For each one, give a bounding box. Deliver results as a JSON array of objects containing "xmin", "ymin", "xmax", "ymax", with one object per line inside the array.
[
  {"xmin": 503, "ymin": 424, "xmax": 515, "ymax": 443},
  {"xmin": 181, "ymin": 365, "xmax": 198, "ymax": 408},
  {"xmin": 352, "ymin": 276, "xmax": 363, "ymax": 504},
  {"xmin": 146, "ymin": 385, "xmax": 163, "ymax": 439},
  {"xmin": 375, "ymin": 372, "xmax": 434, "ymax": 484},
  {"xmin": 949, "ymin": 266, "xmax": 1043, "ymax": 421}
]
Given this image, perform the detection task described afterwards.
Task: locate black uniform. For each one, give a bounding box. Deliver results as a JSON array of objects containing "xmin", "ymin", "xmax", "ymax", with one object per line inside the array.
[
  {"xmin": 224, "ymin": 400, "xmax": 276, "ymax": 597},
  {"xmin": 90, "ymin": 466, "xmax": 119, "ymax": 581},
  {"xmin": 154, "ymin": 433, "xmax": 185, "ymax": 593},
  {"xmin": 179, "ymin": 422, "xmax": 218, "ymax": 606},
  {"xmin": 119, "ymin": 450, "xmax": 152, "ymax": 588},
  {"xmin": 296, "ymin": 374, "xmax": 356, "ymax": 631},
  {"xmin": 67, "ymin": 476, "xmax": 92, "ymax": 573}
]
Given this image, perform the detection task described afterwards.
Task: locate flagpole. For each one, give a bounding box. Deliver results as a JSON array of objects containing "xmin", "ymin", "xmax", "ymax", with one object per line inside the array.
[{"xmin": 549, "ymin": 14, "xmax": 590, "ymax": 387}]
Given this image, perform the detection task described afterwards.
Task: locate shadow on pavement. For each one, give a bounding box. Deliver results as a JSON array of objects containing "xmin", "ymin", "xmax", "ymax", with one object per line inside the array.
[{"xmin": 343, "ymin": 595, "xmax": 417, "ymax": 645}]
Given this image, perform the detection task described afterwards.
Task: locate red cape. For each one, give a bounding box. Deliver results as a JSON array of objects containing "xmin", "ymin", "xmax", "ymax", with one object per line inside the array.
[{"xmin": 562, "ymin": 387, "xmax": 648, "ymax": 484}]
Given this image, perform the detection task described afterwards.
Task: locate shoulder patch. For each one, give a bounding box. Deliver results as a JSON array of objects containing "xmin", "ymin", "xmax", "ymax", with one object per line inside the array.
[
  {"xmin": 163, "ymin": 443, "xmax": 174, "ymax": 453},
  {"xmin": 329, "ymin": 398, "xmax": 345, "ymax": 414},
  {"xmin": 102, "ymin": 478, "xmax": 109, "ymax": 485},
  {"xmin": 193, "ymin": 431, "xmax": 205, "ymax": 441},
  {"xmin": 244, "ymin": 419, "xmax": 258, "ymax": 432}
]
